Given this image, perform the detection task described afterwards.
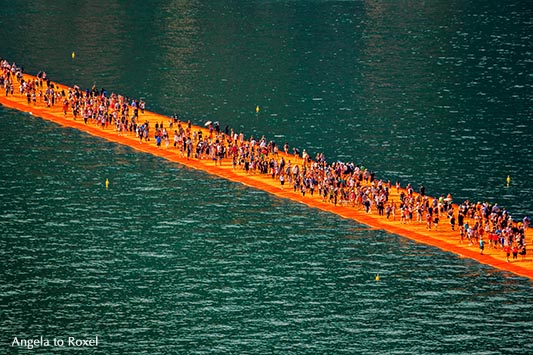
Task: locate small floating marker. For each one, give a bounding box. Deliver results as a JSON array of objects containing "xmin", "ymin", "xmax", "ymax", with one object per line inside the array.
[
  {"xmin": 105, "ymin": 178, "xmax": 109, "ymax": 189},
  {"xmin": 256, "ymin": 105, "xmax": 260, "ymax": 113},
  {"xmin": 375, "ymin": 274, "xmax": 380, "ymax": 281},
  {"xmin": 506, "ymin": 175, "xmax": 511, "ymax": 187}
]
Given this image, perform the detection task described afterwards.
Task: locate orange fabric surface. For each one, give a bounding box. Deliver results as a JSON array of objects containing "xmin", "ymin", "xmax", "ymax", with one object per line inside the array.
[{"xmin": 1, "ymin": 73, "xmax": 531, "ymax": 280}]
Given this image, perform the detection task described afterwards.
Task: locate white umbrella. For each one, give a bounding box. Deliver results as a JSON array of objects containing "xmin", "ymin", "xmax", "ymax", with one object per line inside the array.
[{"xmin": 204, "ymin": 121, "xmax": 212, "ymax": 126}]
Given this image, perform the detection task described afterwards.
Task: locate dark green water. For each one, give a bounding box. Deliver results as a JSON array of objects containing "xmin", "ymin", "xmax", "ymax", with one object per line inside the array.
[{"xmin": 1, "ymin": 1, "xmax": 532, "ymax": 354}]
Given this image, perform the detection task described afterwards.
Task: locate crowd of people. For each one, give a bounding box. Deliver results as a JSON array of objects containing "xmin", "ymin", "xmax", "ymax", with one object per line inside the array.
[{"xmin": 1, "ymin": 59, "xmax": 529, "ymax": 263}]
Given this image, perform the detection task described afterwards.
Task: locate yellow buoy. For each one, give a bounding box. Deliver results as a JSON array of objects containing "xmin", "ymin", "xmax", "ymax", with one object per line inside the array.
[
  {"xmin": 256, "ymin": 105, "xmax": 260, "ymax": 113},
  {"xmin": 105, "ymin": 178, "xmax": 109, "ymax": 189},
  {"xmin": 506, "ymin": 175, "xmax": 511, "ymax": 187},
  {"xmin": 375, "ymin": 274, "xmax": 380, "ymax": 281},
  {"xmin": 71, "ymin": 51, "xmax": 75, "ymax": 59}
]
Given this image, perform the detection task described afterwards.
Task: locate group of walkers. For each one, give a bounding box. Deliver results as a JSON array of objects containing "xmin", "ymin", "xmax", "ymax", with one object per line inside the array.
[
  {"xmin": 1, "ymin": 59, "xmax": 146, "ymax": 133},
  {"xmin": 1, "ymin": 59, "xmax": 529, "ymax": 263}
]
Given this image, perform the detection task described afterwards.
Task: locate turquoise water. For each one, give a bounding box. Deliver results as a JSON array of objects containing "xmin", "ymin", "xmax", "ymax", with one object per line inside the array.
[{"xmin": 1, "ymin": 1, "xmax": 532, "ymax": 354}]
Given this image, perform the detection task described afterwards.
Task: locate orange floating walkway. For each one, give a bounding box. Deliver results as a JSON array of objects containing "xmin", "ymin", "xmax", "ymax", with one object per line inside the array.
[{"xmin": 1, "ymin": 73, "xmax": 531, "ymax": 280}]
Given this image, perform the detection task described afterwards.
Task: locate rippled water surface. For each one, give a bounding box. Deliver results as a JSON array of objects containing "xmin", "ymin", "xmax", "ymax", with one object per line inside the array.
[{"xmin": 1, "ymin": 0, "xmax": 532, "ymax": 354}]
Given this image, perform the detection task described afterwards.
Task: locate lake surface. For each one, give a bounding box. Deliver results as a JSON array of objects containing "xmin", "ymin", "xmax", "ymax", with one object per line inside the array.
[{"xmin": 1, "ymin": 1, "xmax": 532, "ymax": 354}]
